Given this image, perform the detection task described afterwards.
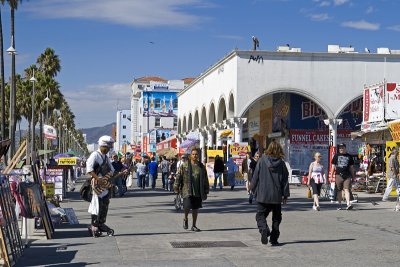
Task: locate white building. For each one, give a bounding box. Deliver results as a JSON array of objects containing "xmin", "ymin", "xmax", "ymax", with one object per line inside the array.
[
  {"xmin": 130, "ymin": 77, "xmax": 194, "ymax": 154},
  {"xmin": 177, "ymin": 45, "xmax": 400, "ymax": 172},
  {"xmin": 115, "ymin": 109, "xmax": 132, "ymax": 153}
]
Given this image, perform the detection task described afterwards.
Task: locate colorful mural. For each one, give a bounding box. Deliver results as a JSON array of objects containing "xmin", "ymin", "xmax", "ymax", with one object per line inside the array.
[{"xmin": 143, "ymin": 91, "xmax": 178, "ymax": 117}]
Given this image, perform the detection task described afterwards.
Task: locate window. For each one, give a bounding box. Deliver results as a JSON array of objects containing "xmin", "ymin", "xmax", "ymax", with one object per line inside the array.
[
  {"xmin": 155, "ymin": 99, "xmax": 161, "ymax": 108},
  {"xmin": 173, "ymin": 99, "xmax": 178, "ymax": 109},
  {"xmin": 173, "ymin": 118, "xmax": 178, "ymax": 127},
  {"xmin": 123, "ymin": 135, "xmax": 126, "ymax": 139},
  {"xmin": 155, "ymin": 117, "xmax": 161, "ymax": 127},
  {"xmin": 122, "ymin": 125, "xmax": 126, "ymax": 129},
  {"xmin": 123, "ymin": 114, "xmax": 126, "ymax": 118}
]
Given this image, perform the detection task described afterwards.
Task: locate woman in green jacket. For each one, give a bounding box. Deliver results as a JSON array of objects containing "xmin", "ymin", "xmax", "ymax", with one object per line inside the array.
[{"xmin": 174, "ymin": 148, "xmax": 209, "ymax": 232}]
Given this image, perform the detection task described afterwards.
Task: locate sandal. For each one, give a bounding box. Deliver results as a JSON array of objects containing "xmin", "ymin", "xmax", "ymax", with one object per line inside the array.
[{"xmin": 191, "ymin": 226, "xmax": 201, "ymax": 232}]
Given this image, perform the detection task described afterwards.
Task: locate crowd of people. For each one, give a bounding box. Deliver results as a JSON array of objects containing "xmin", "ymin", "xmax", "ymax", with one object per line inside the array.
[{"xmin": 85, "ymin": 135, "xmax": 400, "ymax": 245}]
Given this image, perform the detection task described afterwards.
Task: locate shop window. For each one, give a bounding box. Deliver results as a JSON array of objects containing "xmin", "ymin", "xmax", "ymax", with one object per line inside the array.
[
  {"xmin": 173, "ymin": 118, "xmax": 178, "ymax": 127},
  {"xmin": 173, "ymin": 99, "xmax": 178, "ymax": 109}
]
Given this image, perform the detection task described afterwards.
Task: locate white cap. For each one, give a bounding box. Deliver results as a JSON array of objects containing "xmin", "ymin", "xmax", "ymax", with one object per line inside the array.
[{"xmin": 98, "ymin": 135, "xmax": 114, "ymax": 147}]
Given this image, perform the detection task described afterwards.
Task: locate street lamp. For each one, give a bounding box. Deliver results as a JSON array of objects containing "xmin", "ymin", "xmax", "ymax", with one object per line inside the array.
[
  {"xmin": 43, "ymin": 90, "xmax": 50, "ymax": 163},
  {"xmin": 30, "ymin": 70, "xmax": 37, "ymax": 164},
  {"xmin": 6, "ymin": 38, "xmax": 16, "ymax": 160}
]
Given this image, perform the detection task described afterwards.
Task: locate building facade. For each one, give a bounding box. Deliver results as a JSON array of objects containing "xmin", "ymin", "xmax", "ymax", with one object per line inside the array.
[
  {"xmin": 115, "ymin": 109, "xmax": 132, "ymax": 153},
  {"xmin": 130, "ymin": 77, "xmax": 194, "ymax": 154},
  {"xmin": 177, "ymin": 46, "xmax": 400, "ymax": 172}
]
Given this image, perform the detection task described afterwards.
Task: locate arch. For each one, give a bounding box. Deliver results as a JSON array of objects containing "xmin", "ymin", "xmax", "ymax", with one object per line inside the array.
[
  {"xmin": 208, "ymin": 102, "xmax": 216, "ymax": 125},
  {"xmin": 217, "ymin": 97, "xmax": 227, "ymax": 123},
  {"xmin": 335, "ymin": 94, "xmax": 363, "ymax": 118},
  {"xmin": 178, "ymin": 118, "xmax": 182, "ymax": 134},
  {"xmin": 182, "ymin": 116, "xmax": 187, "ymax": 133},
  {"xmin": 188, "ymin": 113, "xmax": 193, "ymax": 131},
  {"xmin": 194, "ymin": 110, "xmax": 200, "ymax": 129},
  {"xmin": 239, "ymin": 88, "xmax": 334, "ymax": 118},
  {"xmin": 200, "ymin": 106, "xmax": 207, "ymax": 128},
  {"xmin": 228, "ymin": 93, "xmax": 235, "ymax": 118}
]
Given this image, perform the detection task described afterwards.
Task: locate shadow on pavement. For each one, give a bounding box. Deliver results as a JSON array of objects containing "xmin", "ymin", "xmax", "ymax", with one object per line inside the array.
[{"xmin": 280, "ymin": 238, "xmax": 355, "ymax": 246}]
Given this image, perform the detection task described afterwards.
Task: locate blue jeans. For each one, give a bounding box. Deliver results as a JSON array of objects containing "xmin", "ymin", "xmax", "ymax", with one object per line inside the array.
[
  {"xmin": 149, "ymin": 173, "xmax": 157, "ymax": 189},
  {"xmin": 114, "ymin": 176, "xmax": 124, "ymax": 196},
  {"xmin": 138, "ymin": 174, "xmax": 146, "ymax": 189},
  {"xmin": 136, "ymin": 172, "xmax": 140, "ymax": 187},
  {"xmin": 145, "ymin": 174, "xmax": 149, "ymax": 187},
  {"xmin": 162, "ymin": 172, "xmax": 169, "ymax": 189},
  {"xmin": 214, "ymin": 172, "xmax": 223, "ymax": 189}
]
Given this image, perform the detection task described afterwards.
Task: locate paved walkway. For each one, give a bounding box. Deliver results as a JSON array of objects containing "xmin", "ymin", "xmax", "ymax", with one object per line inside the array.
[{"xmin": 15, "ymin": 177, "xmax": 400, "ymax": 267}]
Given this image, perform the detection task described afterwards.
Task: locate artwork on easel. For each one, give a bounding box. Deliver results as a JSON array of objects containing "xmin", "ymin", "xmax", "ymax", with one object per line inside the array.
[{"xmin": 0, "ymin": 139, "xmax": 24, "ymax": 267}]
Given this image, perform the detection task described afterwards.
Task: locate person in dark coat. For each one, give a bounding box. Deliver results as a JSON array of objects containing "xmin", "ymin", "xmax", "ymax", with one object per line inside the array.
[
  {"xmin": 250, "ymin": 141, "xmax": 290, "ymax": 246},
  {"xmin": 213, "ymin": 155, "xmax": 225, "ymax": 190}
]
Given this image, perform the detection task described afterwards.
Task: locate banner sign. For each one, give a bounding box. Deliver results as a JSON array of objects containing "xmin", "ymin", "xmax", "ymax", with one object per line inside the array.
[
  {"xmin": 43, "ymin": 124, "xmax": 57, "ymax": 140},
  {"xmin": 58, "ymin": 158, "xmax": 77, "ymax": 165},
  {"xmin": 386, "ymin": 141, "xmax": 399, "ymax": 196},
  {"xmin": 385, "ymin": 83, "xmax": 400, "ymax": 120},
  {"xmin": 363, "ymin": 83, "xmax": 385, "ymax": 123},
  {"xmin": 388, "ymin": 120, "xmax": 400, "ymax": 142},
  {"xmin": 206, "ymin": 150, "xmax": 224, "ymax": 158},
  {"xmin": 229, "ymin": 143, "xmax": 251, "ymax": 157}
]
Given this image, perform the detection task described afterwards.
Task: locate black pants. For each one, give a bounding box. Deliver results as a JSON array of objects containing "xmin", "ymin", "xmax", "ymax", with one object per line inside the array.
[
  {"xmin": 255, "ymin": 202, "xmax": 282, "ymax": 242},
  {"xmin": 91, "ymin": 194, "xmax": 110, "ymax": 227}
]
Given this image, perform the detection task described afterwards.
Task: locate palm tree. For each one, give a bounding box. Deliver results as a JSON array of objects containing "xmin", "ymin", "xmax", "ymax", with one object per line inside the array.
[
  {"xmin": 37, "ymin": 48, "xmax": 61, "ymax": 78},
  {"xmin": 0, "ymin": 0, "xmax": 6, "ymax": 141}
]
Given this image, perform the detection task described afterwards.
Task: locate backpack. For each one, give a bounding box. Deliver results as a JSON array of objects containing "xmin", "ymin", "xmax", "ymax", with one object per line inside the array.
[{"xmin": 80, "ymin": 178, "xmax": 92, "ymax": 202}]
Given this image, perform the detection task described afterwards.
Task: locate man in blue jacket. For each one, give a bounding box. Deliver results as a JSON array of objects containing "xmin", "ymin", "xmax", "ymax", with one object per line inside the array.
[{"xmin": 148, "ymin": 157, "xmax": 158, "ymax": 190}]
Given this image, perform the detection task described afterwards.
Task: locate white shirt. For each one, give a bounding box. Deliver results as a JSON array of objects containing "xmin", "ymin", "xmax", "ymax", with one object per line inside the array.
[{"xmin": 86, "ymin": 150, "xmax": 114, "ymax": 175}]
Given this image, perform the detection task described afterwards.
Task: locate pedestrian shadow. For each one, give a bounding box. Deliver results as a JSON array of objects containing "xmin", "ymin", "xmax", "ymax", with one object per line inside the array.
[
  {"xmin": 115, "ymin": 231, "xmax": 192, "ymax": 237},
  {"xmin": 202, "ymin": 227, "xmax": 256, "ymax": 232},
  {"xmin": 280, "ymin": 238, "xmax": 355, "ymax": 246}
]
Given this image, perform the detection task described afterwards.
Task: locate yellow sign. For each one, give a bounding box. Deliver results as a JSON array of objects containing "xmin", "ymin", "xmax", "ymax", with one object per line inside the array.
[
  {"xmin": 58, "ymin": 157, "xmax": 77, "ymax": 165},
  {"xmin": 207, "ymin": 150, "xmax": 224, "ymax": 158},
  {"xmin": 389, "ymin": 120, "xmax": 400, "ymax": 142},
  {"xmin": 385, "ymin": 141, "xmax": 398, "ymax": 196},
  {"xmin": 229, "ymin": 144, "xmax": 250, "ymax": 157},
  {"xmin": 43, "ymin": 183, "xmax": 55, "ymax": 197}
]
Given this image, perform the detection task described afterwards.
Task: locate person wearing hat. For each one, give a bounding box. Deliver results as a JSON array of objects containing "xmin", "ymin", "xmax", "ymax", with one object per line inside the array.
[
  {"xmin": 331, "ymin": 143, "xmax": 355, "ymax": 210},
  {"xmin": 382, "ymin": 147, "xmax": 400, "ymax": 210},
  {"xmin": 86, "ymin": 135, "xmax": 115, "ymax": 236}
]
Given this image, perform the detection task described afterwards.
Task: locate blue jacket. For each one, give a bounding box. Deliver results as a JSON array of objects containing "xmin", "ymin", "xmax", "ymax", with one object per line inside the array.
[{"xmin": 148, "ymin": 161, "xmax": 158, "ymax": 175}]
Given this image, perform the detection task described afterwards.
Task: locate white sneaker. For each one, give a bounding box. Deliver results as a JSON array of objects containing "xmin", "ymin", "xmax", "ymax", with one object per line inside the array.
[
  {"xmin": 312, "ymin": 205, "xmax": 317, "ymax": 211},
  {"xmin": 395, "ymin": 206, "xmax": 399, "ymax": 212}
]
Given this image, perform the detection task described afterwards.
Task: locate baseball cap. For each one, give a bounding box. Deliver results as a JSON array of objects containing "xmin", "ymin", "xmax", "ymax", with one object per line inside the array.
[
  {"xmin": 338, "ymin": 143, "xmax": 346, "ymax": 148},
  {"xmin": 181, "ymin": 154, "xmax": 188, "ymax": 158}
]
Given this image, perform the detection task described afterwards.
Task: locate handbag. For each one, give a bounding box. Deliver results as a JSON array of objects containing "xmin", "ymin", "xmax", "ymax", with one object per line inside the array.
[
  {"xmin": 80, "ymin": 178, "xmax": 92, "ymax": 202},
  {"xmin": 307, "ymin": 187, "xmax": 312, "ymax": 198},
  {"xmin": 126, "ymin": 174, "xmax": 133, "ymax": 187}
]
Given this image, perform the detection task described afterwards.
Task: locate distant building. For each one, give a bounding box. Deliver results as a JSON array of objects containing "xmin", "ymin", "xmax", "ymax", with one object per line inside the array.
[
  {"xmin": 87, "ymin": 143, "xmax": 98, "ymax": 153},
  {"xmin": 115, "ymin": 110, "xmax": 132, "ymax": 153},
  {"xmin": 130, "ymin": 77, "xmax": 194, "ymax": 154}
]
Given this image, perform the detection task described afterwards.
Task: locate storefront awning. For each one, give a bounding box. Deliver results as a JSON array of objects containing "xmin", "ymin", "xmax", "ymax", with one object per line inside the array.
[{"xmin": 220, "ymin": 129, "xmax": 233, "ymax": 138}]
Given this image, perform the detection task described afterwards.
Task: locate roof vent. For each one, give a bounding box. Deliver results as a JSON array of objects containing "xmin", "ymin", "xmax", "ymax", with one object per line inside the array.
[
  {"xmin": 277, "ymin": 46, "xmax": 301, "ymax": 52},
  {"xmin": 328, "ymin": 45, "xmax": 355, "ymax": 53}
]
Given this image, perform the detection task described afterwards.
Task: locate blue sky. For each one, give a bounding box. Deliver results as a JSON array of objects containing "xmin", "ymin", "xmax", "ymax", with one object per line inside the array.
[{"xmin": 2, "ymin": 0, "xmax": 400, "ymax": 128}]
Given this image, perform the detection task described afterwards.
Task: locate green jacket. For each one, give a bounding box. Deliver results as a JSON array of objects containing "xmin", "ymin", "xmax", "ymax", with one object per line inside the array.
[{"xmin": 174, "ymin": 161, "xmax": 209, "ymax": 200}]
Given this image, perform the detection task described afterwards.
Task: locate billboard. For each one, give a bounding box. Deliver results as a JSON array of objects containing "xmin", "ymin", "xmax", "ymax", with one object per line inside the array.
[
  {"xmin": 385, "ymin": 83, "xmax": 400, "ymax": 120},
  {"xmin": 43, "ymin": 124, "xmax": 57, "ymax": 140},
  {"xmin": 143, "ymin": 91, "xmax": 178, "ymax": 117},
  {"xmin": 363, "ymin": 83, "xmax": 385, "ymax": 123}
]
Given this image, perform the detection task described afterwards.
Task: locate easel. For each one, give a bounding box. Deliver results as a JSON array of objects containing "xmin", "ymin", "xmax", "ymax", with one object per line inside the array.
[{"xmin": 0, "ymin": 140, "xmax": 24, "ymax": 267}]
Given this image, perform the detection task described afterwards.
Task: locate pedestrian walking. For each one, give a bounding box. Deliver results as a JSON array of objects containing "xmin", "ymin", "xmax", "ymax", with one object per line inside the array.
[
  {"xmin": 148, "ymin": 157, "xmax": 158, "ymax": 190},
  {"xmin": 136, "ymin": 158, "xmax": 147, "ymax": 189},
  {"xmin": 307, "ymin": 152, "xmax": 326, "ymax": 211},
  {"xmin": 382, "ymin": 147, "xmax": 400, "ymax": 211},
  {"xmin": 111, "ymin": 154, "xmax": 128, "ymax": 197},
  {"xmin": 213, "ymin": 155, "xmax": 224, "ymax": 190},
  {"xmin": 248, "ymin": 152, "xmax": 260, "ymax": 203},
  {"xmin": 331, "ymin": 143, "xmax": 355, "ymax": 210},
  {"xmin": 174, "ymin": 148, "xmax": 209, "ymax": 232},
  {"xmin": 226, "ymin": 157, "xmax": 238, "ymax": 190},
  {"xmin": 250, "ymin": 141, "xmax": 289, "ymax": 246},
  {"xmin": 242, "ymin": 153, "xmax": 251, "ymax": 193},
  {"xmin": 160, "ymin": 156, "xmax": 170, "ymax": 190},
  {"xmin": 86, "ymin": 135, "xmax": 116, "ymax": 237}
]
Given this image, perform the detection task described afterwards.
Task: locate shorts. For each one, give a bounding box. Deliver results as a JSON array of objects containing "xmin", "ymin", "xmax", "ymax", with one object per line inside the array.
[
  {"xmin": 335, "ymin": 175, "xmax": 351, "ymax": 191},
  {"xmin": 243, "ymin": 173, "xmax": 249, "ymax": 182},
  {"xmin": 183, "ymin": 196, "xmax": 202, "ymax": 210},
  {"xmin": 310, "ymin": 179, "xmax": 322, "ymax": 196}
]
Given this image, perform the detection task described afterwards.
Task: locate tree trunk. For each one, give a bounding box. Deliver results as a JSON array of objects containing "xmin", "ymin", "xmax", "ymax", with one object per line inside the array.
[
  {"xmin": 9, "ymin": 7, "xmax": 16, "ymax": 157},
  {"xmin": 39, "ymin": 111, "xmax": 43, "ymax": 150}
]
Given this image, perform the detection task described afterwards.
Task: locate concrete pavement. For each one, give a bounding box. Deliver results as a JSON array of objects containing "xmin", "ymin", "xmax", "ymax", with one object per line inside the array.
[{"xmin": 15, "ymin": 177, "xmax": 400, "ymax": 267}]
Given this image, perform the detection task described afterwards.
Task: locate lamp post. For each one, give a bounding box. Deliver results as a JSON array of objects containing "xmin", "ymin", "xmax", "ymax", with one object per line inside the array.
[
  {"xmin": 44, "ymin": 90, "xmax": 50, "ymax": 162},
  {"xmin": 6, "ymin": 38, "xmax": 16, "ymax": 159},
  {"xmin": 30, "ymin": 70, "xmax": 37, "ymax": 164}
]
